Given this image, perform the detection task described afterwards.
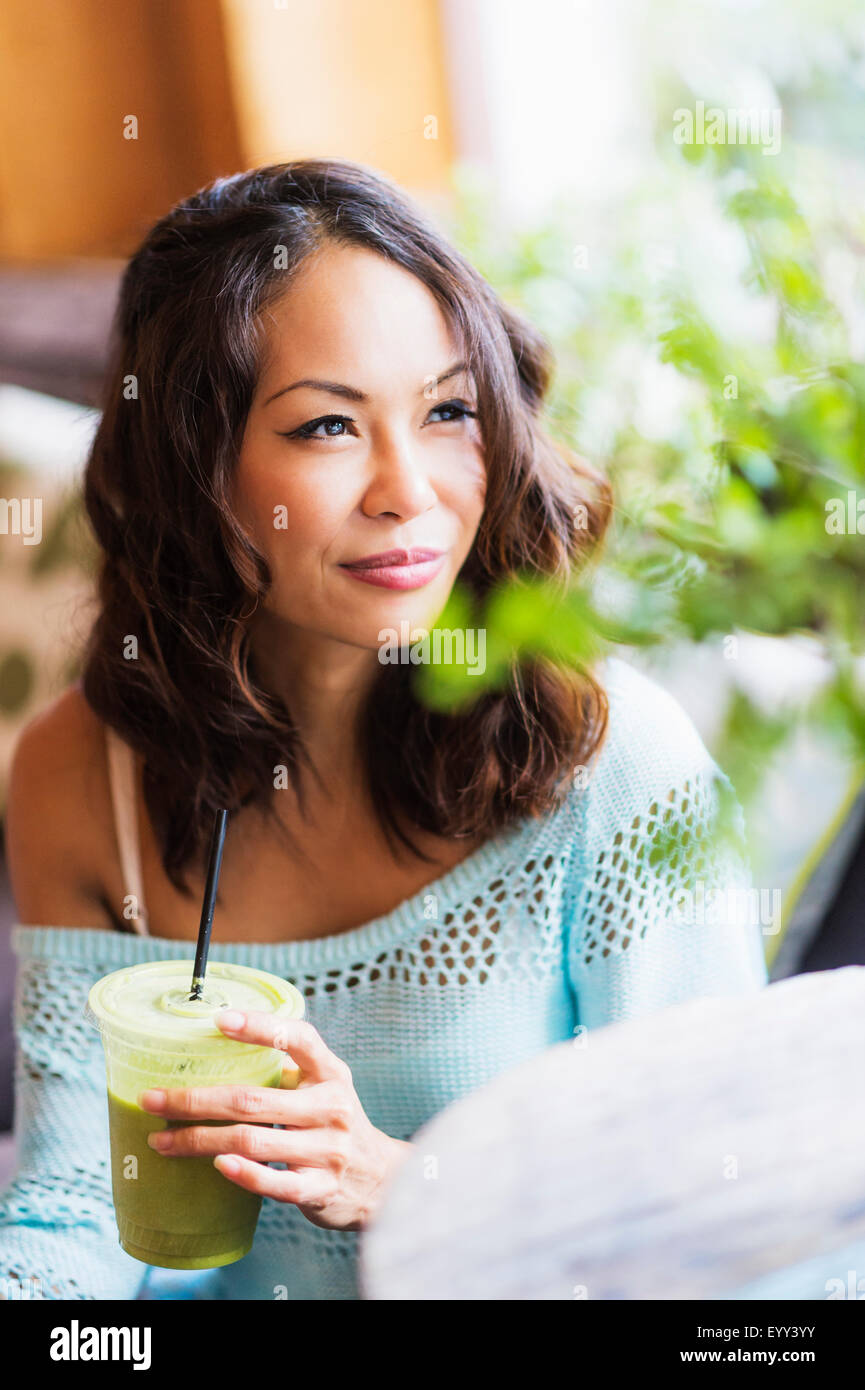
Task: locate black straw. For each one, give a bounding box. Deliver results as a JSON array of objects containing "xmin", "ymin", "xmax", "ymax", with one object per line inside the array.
[{"xmin": 189, "ymin": 809, "xmax": 229, "ymax": 1001}]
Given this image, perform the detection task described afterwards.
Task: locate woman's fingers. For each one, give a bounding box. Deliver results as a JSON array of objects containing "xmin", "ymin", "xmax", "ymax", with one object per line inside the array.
[
  {"xmin": 137, "ymin": 1013, "xmax": 354, "ymax": 1129},
  {"xmin": 216, "ymin": 1011, "xmax": 350, "ymax": 1087},
  {"xmin": 147, "ymin": 1119, "xmax": 349, "ymax": 1170},
  {"xmin": 212, "ymin": 1155, "xmax": 337, "ymax": 1207},
  {"xmin": 280, "ymin": 1060, "xmax": 302, "ymax": 1090},
  {"xmin": 138, "ymin": 1077, "xmax": 347, "ymax": 1126}
]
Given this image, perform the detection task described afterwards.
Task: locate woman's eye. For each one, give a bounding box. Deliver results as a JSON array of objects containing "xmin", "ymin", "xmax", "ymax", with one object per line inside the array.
[
  {"xmin": 284, "ymin": 414, "xmax": 356, "ymax": 440},
  {"xmin": 280, "ymin": 400, "xmax": 477, "ymax": 441},
  {"xmin": 428, "ymin": 399, "xmax": 478, "ymax": 424}
]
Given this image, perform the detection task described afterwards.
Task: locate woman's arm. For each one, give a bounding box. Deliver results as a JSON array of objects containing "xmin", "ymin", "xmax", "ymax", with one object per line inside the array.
[
  {"xmin": 1, "ymin": 696, "xmax": 146, "ymax": 1299},
  {"xmin": 566, "ymin": 659, "xmax": 768, "ymax": 1032},
  {"xmin": 6, "ymin": 688, "xmax": 119, "ymax": 930},
  {"xmin": 0, "ymin": 943, "xmax": 148, "ymax": 1300}
]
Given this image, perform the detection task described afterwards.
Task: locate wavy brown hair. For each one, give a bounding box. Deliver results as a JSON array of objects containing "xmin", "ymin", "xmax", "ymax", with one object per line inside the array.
[{"xmin": 81, "ymin": 158, "xmax": 612, "ymax": 897}]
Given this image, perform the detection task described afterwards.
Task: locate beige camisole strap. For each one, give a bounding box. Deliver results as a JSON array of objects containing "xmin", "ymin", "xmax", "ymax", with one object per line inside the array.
[{"xmin": 104, "ymin": 726, "xmax": 150, "ymax": 936}]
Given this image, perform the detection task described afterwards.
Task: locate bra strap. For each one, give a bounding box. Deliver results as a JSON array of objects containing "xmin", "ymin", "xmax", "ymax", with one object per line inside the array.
[{"xmin": 104, "ymin": 726, "xmax": 150, "ymax": 935}]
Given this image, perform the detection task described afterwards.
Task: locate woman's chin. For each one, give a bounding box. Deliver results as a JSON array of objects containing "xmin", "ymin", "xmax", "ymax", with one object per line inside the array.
[{"xmin": 337, "ymin": 578, "xmax": 452, "ymax": 630}]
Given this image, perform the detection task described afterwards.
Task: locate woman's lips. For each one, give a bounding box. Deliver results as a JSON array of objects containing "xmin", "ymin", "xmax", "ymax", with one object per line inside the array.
[{"xmin": 339, "ymin": 548, "xmax": 447, "ymax": 591}]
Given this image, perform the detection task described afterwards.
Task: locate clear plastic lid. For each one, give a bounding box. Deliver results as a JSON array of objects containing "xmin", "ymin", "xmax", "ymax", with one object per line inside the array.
[{"xmin": 84, "ymin": 959, "xmax": 305, "ymax": 1047}]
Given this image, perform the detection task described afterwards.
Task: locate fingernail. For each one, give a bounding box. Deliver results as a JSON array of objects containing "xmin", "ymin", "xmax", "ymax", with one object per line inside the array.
[
  {"xmin": 147, "ymin": 1131, "xmax": 172, "ymax": 1151},
  {"xmin": 216, "ymin": 1155, "xmax": 240, "ymax": 1175},
  {"xmin": 218, "ymin": 1010, "xmax": 245, "ymax": 1031},
  {"xmin": 139, "ymin": 1089, "xmax": 166, "ymax": 1111}
]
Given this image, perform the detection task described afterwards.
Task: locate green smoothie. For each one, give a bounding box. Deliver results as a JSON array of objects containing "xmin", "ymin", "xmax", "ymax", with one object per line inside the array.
[
  {"xmin": 106, "ymin": 1090, "xmax": 269, "ymax": 1268},
  {"xmin": 85, "ymin": 960, "xmax": 305, "ymax": 1270}
]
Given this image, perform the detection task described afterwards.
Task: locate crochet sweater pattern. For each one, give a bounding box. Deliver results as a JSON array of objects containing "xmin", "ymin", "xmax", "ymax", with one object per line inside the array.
[{"xmin": 0, "ymin": 657, "xmax": 768, "ymax": 1300}]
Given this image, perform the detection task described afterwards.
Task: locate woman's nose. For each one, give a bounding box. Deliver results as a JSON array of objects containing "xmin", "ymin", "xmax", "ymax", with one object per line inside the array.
[{"xmin": 360, "ymin": 433, "xmax": 438, "ymax": 520}]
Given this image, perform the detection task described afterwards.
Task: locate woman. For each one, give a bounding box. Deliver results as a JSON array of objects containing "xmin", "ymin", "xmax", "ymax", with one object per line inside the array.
[{"xmin": 3, "ymin": 159, "xmax": 767, "ymax": 1301}]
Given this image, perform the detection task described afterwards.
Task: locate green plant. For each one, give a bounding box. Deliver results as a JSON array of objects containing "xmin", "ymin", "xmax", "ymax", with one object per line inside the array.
[{"xmin": 426, "ymin": 134, "xmax": 865, "ymax": 817}]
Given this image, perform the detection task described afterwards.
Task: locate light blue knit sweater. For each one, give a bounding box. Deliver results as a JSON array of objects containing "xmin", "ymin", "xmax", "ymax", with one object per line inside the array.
[{"xmin": 0, "ymin": 658, "xmax": 768, "ymax": 1300}]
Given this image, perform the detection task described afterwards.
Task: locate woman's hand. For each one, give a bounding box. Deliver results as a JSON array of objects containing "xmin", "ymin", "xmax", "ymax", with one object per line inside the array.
[{"xmin": 138, "ymin": 1011, "xmax": 412, "ymax": 1231}]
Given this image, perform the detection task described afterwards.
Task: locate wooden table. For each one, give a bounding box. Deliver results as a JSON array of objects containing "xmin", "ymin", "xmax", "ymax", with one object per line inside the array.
[{"xmin": 360, "ymin": 967, "xmax": 865, "ymax": 1300}]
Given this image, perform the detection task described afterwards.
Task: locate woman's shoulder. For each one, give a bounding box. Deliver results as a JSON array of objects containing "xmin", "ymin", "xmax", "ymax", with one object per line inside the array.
[
  {"xmin": 564, "ymin": 654, "xmax": 745, "ymax": 892},
  {"xmin": 9, "ymin": 683, "xmax": 108, "ymax": 804},
  {"xmin": 582, "ymin": 654, "xmax": 728, "ymax": 830},
  {"xmin": 593, "ymin": 653, "xmax": 717, "ymax": 781},
  {"xmin": 14, "ymin": 681, "xmax": 103, "ymax": 750},
  {"xmin": 6, "ymin": 685, "xmax": 119, "ymax": 929}
]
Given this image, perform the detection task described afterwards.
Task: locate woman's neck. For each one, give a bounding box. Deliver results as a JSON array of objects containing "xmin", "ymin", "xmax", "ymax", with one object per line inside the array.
[{"xmin": 247, "ymin": 609, "xmax": 380, "ymax": 796}]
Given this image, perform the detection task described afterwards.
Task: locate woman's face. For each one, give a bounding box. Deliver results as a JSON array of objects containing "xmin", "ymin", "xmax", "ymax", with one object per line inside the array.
[{"xmin": 233, "ymin": 243, "xmax": 486, "ymax": 656}]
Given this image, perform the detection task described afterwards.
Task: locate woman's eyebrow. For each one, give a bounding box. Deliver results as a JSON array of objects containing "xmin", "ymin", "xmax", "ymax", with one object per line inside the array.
[{"xmin": 263, "ymin": 360, "xmax": 469, "ymax": 407}]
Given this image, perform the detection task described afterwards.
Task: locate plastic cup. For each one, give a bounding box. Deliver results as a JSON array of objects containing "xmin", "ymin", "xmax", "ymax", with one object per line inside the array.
[{"xmin": 85, "ymin": 960, "xmax": 305, "ymax": 1270}]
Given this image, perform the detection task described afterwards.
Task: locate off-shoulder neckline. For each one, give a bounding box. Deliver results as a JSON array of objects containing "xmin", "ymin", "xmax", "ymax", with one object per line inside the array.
[
  {"xmin": 16, "ymin": 658, "xmax": 647, "ymax": 972},
  {"xmin": 12, "ymin": 786, "xmax": 579, "ymax": 971}
]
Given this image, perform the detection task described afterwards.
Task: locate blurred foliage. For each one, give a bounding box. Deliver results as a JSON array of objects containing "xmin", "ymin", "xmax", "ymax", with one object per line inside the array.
[
  {"xmin": 29, "ymin": 485, "xmax": 94, "ymax": 578},
  {"xmin": 0, "ymin": 650, "xmax": 34, "ymax": 715},
  {"xmin": 0, "ymin": 451, "xmax": 92, "ymax": 729},
  {"xmin": 420, "ymin": 44, "xmax": 865, "ymax": 820}
]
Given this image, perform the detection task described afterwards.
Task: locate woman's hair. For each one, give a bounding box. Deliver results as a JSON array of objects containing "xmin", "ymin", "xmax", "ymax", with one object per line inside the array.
[{"xmin": 81, "ymin": 158, "xmax": 612, "ymax": 896}]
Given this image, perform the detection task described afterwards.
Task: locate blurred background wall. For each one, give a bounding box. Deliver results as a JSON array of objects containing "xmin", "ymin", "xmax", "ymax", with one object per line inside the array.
[{"xmin": 0, "ymin": 0, "xmax": 456, "ymax": 264}]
